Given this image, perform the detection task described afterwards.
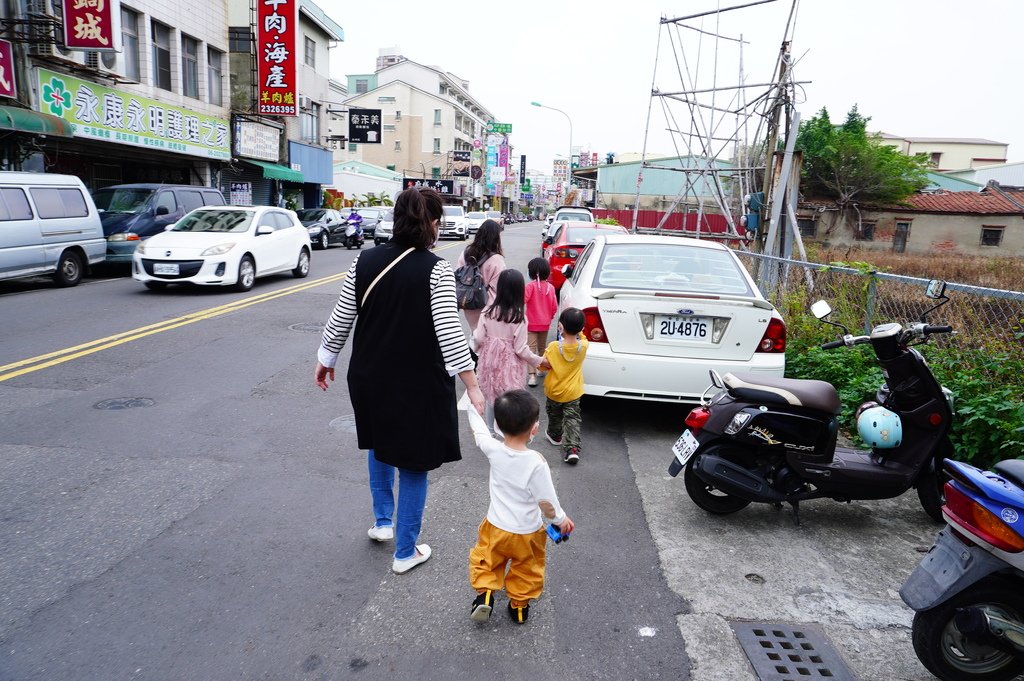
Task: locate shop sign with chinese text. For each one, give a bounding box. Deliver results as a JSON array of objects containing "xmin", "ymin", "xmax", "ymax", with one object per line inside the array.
[
  {"xmin": 257, "ymin": 0, "xmax": 298, "ymax": 116},
  {"xmin": 234, "ymin": 120, "xmax": 281, "ymax": 161},
  {"xmin": 63, "ymin": 0, "xmax": 120, "ymax": 51},
  {"xmin": 347, "ymin": 108, "xmax": 381, "ymax": 144},
  {"xmin": 486, "ymin": 122, "xmax": 511, "ymax": 134},
  {"xmin": 38, "ymin": 69, "xmax": 230, "ymax": 159},
  {"xmin": 402, "ymin": 178, "xmax": 454, "ymax": 195},
  {"xmin": 0, "ymin": 40, "xmax": 16, "ymax": 99}
]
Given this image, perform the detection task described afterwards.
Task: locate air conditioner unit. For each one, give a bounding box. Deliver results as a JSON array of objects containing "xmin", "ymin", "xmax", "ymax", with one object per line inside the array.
[{"xmin": 298, "ymin": 95, "xmax": 312, "ymax": 110}]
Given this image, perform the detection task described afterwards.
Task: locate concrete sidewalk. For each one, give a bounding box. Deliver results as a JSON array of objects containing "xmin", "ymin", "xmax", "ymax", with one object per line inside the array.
[{"xmin": 626, "ymin": 424, "xmax": 941, "ymax": 681}]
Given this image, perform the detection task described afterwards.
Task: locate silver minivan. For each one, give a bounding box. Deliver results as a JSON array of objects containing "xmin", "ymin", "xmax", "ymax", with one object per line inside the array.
[{"xmin": 0, "ymin": 172, "xmax": 105, "ymax": 286}]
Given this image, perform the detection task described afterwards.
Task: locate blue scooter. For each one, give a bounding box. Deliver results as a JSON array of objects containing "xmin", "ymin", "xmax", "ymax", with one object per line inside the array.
[{"xmin": 900, "ymin": 458, "xmax": 1024, "ymax": 680}]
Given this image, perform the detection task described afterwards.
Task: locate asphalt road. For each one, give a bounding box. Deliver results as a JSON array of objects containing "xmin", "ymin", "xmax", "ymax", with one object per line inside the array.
[{"xmin": 0, "ymin": 221, "xmax": 943, "ymax": 681}]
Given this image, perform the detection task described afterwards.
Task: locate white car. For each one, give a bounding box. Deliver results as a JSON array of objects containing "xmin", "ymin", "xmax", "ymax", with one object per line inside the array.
[
  {"xmin": 132, "ymin": 206, "xmax": 311, "ymax": 292},
  {"xmin": 557, "ymin": 234, "xmax": 786, "ymax": 402},
  {"xmin": 374, "ymin": 209, "xmax": 394, "ymax": 245},
  {"xmin": 466, "ymin": 211, "xmax": 487, "ymax": 235},
  {"xmin": 439, "ymin": 205, "xmax": 469, "ymax": 240}
]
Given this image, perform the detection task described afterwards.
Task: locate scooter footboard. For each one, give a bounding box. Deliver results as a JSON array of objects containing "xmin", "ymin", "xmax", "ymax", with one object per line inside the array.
[{"xmin": 900, "ymin": 527, "xmax": 1008, "ymax": 611}]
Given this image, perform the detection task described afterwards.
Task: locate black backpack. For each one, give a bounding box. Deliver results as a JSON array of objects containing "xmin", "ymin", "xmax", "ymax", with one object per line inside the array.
[{"xmin": 454, "ymin": 253, "xmax": 492, "ymax": 310}]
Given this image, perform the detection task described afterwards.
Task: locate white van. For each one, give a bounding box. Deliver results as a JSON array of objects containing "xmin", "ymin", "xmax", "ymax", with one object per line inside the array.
[{"xmin": 0, "ymin": 172, "xmax": 105, "ymax": 286}]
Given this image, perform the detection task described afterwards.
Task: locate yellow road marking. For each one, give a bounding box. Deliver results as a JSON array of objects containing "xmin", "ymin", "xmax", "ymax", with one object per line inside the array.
[{"xmin": 0, "ymin": 240, "xmax": 465, "ymax": 382}]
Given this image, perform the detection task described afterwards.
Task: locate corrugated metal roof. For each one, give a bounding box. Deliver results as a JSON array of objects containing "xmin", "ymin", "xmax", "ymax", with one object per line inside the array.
[{"xmin": 902, "ymin": 190, "xmax": 1023, "ymax": 214}]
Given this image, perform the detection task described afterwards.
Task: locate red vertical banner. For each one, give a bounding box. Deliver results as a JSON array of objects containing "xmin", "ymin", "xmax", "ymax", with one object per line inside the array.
[
  {"xmin": 257, "ymin": 0, "xmax": 298, "ymax": 116},
  {"xmin": 0, "ymin": 40, "xmax": 16, "ymax": 99},
  {"xmin": 63, "ymin": 0, "xmax": 120, "ymax": 51}
]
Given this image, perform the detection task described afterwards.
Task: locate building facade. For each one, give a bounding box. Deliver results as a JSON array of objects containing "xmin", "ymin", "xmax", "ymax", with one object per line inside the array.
[
  {"xmin": 877, "ymin": 134, "xmax": 1008, "ymax": 171},
  {"xmin": 1, "ymin": 0, "xmax": 231, "ymax": 189}
]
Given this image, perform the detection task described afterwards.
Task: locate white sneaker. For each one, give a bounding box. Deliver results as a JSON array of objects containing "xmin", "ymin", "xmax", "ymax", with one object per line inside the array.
[
  {"xmin": 368, "ymin": 524, "xmax": 394, "ymax": 542},
  {"xmin": 392, "ymin": 544, "xmax": 432, "ymax": 574},
  {"xmin": 527, "ymin": 374, "xmax": 537, "ymax": 387}
]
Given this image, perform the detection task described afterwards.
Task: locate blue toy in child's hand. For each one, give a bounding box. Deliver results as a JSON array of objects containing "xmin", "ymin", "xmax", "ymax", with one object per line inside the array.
[{"xmin": 546, "ymin": 524, "xmax": 570, "ymax": 544}]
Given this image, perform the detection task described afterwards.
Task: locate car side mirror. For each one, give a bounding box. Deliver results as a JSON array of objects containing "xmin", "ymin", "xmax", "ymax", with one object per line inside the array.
[
  {"xmin": 256, "ymin": 225, "xmax": 275, "ymax": 236},
  {"xmin": 543, "ymin": 236, "xmax": 554, "ymax": 245},
  {"xmin": 155, "ymin": 205, "xmax": 170, "ymax": 216},
  {"xmin": 164, "ymin": 224, "xmax": 174, "ymax": 231},
  {"xmin": 561, "ymin": 264, "xmax": 574, "ymax": 278}
]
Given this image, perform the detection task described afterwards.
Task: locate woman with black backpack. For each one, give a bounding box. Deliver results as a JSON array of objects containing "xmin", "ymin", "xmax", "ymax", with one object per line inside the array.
[{"xmin": 455, "ymin": 219, "xmax": 506, "ymax": 332}]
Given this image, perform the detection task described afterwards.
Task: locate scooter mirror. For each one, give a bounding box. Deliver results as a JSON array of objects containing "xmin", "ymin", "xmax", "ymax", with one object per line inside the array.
[
  {"xmin": 810, "ymin": 300, "xmax": 832, "ymax": 319},
  {"xmin": 925, "ymin": 280, "xmax": 947, "ymax": 299}
]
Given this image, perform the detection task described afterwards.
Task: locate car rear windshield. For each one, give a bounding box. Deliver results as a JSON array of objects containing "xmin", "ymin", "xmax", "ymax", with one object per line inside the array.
[
  {"xmin": 557, "ymin": 212, "xmax": 592, "ymax": 222},
  {"xmin": 443, "ymin": 206, "xmax": 463, "ymax": 216},
  {"xmin": 594, "ymin": 243, "xmax": 752, "ymax": 295},
  {"xmin": 468, "ymin": 212, "xmax": 486, "ymax": 219},
  {"xmin": 173, "ymin": 210, "xmax": 254, "ymax": 233},
  {"xmin": 297, "ymin": 209, "xmax": 326, "ymax": 221},
  {"xmin": 92, "ymin": 188, "xmax": 154, "ymax": 213},
  {"xmin": 565, "ymin": 226, "xmax": 621, "ymax": 244}
]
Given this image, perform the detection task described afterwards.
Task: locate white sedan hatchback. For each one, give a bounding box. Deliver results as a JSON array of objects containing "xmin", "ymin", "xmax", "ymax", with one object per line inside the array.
[
  {"xmin": 557, "ymin": 234, "xmax": 786, "ymax": 402},
  {"xmin": 132, "ymin": 206, "xmax": 311, "ymax": 292}
]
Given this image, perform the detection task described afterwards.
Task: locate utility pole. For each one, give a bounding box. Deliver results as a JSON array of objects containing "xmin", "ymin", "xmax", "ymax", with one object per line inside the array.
[{"xmin": 758, "ymin": 40, "xmax": 791, "ymax": 250}]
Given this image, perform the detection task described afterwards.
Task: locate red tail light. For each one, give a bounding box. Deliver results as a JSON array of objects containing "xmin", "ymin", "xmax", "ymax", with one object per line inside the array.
[
  {"xmin": 943, "ymin": 482, "xmax": 1024, "ymax": 553},
  {"xmin": 582, "ymin": 307, "xmax": 608, "ymax": 343},
  {"xmin": 756, "ymin": 317, "xmax": 786, "ymax": 353},
  {"xmin": 685, "ymin": 406, "xmax": 711, "ymax": 433},
  {"xmin": 553, "ymin": 247, "xmax": 581, "ymax": 259}
]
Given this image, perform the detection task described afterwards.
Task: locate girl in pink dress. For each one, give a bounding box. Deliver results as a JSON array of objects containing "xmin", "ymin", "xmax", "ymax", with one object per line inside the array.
[
  {"xmin": 524, "ymin": 257, "xmax": 558, "ymax": 387},
  {"xmin": 473, "ymin": 269, "xmax": 546, "ymax": 434}
]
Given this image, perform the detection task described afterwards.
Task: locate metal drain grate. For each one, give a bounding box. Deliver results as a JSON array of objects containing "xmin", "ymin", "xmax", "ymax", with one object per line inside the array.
[
  {"xmin": 288, "ymin": 323, "xmax": 324, "ymax": 333},
  {"xmin": 93, "ymin": 397, "xmax": 155, "ymax": 410},
  {"xmin": 731, "ymin": 622, "xmax": 857, "ymax": 681}
]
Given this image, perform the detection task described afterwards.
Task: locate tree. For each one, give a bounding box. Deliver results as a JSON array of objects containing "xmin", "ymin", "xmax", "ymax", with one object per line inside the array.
[{"xmin": 796, "ymin": 106, "xmax": 929, "ymax": 223}]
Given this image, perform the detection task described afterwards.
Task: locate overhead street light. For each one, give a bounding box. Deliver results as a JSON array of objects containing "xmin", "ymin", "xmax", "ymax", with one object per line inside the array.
[{"xmin": 530, "ymin": 101, "xmax": 573, "ymax": 201}]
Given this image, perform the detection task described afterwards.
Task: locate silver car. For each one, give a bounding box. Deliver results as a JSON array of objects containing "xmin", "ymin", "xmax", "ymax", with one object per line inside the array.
[{"xmin": 374, "ymin": 210, "xmax": 394, "ymax": 245}]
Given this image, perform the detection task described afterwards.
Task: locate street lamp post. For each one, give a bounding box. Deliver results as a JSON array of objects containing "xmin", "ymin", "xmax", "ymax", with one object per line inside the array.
[{"xmin": 530, "ymin": 101, "xmax": 573, "ymax": 204}]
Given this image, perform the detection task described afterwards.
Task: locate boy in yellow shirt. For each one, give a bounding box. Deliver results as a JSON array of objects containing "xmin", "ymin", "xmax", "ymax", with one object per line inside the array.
[{"xmin": 542, "ymin": 308, "xmax": 589, "ymax": 464}]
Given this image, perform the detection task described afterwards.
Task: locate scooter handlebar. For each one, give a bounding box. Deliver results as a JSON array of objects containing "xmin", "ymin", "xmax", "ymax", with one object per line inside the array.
[
  {"xmin": 924, "ymin": 325, "xmax": 953, "ymax": 335},
  {"xmin": 820, "ymin": 339, "xmax": 846, "ymax": 350}
]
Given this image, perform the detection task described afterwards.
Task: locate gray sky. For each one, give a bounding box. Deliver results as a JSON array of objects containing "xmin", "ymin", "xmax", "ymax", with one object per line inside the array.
[{"xmin": 326, "ymin": 1, "xmax": 1022, "ymax": 173}]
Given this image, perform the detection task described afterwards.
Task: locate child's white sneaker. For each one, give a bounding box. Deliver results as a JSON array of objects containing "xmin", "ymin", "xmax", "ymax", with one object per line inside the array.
[
  {"xmin": 392, "ymin": 544, "xmax": 431, "ymax": 574},
  {"xmin": 527, "ymin": 375, "xmax": 537, "ymax": 387},
  {"xmin": 367, "ymin": 524, "xmax": 394, "ymax": 541}
]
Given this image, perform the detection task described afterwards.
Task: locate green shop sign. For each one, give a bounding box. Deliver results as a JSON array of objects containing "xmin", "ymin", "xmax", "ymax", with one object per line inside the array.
[
  {"xmin": 38, "ymin": 69, "xmax": 230, "ymax": 160},
  {"xmin": 486, "ymin": 121, "xmax": 512, "ymax": 134}
]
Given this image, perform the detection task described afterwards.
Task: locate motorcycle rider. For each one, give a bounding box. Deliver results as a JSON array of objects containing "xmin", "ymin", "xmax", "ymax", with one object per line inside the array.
[{"xmin": 347, "ymin": 210, "xmax": 364, "ymax": 239}]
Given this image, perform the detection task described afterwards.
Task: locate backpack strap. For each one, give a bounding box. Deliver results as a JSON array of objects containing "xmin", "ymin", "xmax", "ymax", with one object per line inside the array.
[{"xmin": 362, "ymin": 247, "xmax": 414, "ymax": 307}]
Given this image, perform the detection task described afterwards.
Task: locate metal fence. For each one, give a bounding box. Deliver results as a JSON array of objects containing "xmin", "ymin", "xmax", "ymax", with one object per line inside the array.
[{"xmin": 734, "ymin": 251, "xmax": 1024, "ymax": 354}]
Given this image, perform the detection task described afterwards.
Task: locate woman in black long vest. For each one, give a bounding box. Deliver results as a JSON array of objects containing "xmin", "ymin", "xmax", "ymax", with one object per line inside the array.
[{"xmin": 315, "ymin": 188, "xmax": 485, "ymax": 574}]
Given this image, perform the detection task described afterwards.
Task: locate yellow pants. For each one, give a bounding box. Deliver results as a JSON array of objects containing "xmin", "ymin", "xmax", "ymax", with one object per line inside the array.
[{"xmin": 468, "ymin": 518, "xmax": 547, "ymax": 606}]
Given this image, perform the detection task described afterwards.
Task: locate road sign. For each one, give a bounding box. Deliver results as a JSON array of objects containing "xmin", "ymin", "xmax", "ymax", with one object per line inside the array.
[{"xmin": 486, "ymin": 121, "xmax": 512, "ymax": 134}]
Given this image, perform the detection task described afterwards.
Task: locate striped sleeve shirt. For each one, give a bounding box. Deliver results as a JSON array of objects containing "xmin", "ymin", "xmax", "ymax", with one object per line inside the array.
[{"xmin": 318, "ymin": 255, "xmax": 475, "ymax": 376}]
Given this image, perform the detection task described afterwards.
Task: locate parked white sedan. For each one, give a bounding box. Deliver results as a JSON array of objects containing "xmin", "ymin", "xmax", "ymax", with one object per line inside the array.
[
  {"xmin": 557, "ymin": 234, "xmax": 786, "ymax": 402},
  {"xmin": 132, "ymin": 206, "xmax": 311, "ymax": 292}
]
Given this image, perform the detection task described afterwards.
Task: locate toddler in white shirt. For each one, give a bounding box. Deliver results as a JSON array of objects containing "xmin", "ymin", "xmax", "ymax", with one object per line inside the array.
[{"xmin": 466, "ymin": 389, "xmax": 574, "ymax": 624}]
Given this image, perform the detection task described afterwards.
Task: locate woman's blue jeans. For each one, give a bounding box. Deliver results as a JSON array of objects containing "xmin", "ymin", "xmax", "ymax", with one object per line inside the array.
[{"xmin": 367, "ymin": 449, "xmax": 429, "ymax": 560}]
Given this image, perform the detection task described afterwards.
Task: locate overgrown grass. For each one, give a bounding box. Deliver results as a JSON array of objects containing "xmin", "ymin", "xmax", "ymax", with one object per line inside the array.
[{"xmin": 775, "ymin": 251, "xmax": 1024, "ymax": 469}]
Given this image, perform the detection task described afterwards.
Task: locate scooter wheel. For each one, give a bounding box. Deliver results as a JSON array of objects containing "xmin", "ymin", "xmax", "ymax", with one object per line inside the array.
[
  {"xmin": 683, "ymin": 453, "xmax": 751, "ymax": 515},
  {"xmin": 912, "ymin": 577, "xmax": 1024, "ymax": 681}
]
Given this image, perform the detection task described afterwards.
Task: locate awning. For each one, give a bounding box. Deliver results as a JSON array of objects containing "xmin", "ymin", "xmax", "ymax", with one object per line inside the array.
[
  {"xmin": 0, "ymin": 105, "xmax": 74, "ymax": 137},
  {"xmin": 244, "ymin": 159, "xmax": 304, "ymax": 182}
]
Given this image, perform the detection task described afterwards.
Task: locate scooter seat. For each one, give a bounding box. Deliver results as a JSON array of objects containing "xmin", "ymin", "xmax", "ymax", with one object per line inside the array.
[
  {"xmin": 994, "ymin": 459, "xmax": 1024, "ymax": 490},
  {"xmin": 723, "ymin": 372, "xmax": 842, "ymax": 414}
]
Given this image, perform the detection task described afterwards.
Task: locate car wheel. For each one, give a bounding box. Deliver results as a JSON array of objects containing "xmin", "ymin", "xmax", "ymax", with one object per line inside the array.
[
  {"xmin": 317, "ymin": 232, "xmax": 329, "ymax": 250},
  {"xmin": 53, "ymin": 250, "xmax": 84, "ymax": 287},
  {"xmin": 292, "ymin": 248, "xmax": 310, "ymax": 278},
  {"xmin": 144, "ymin": 281, "xmax": 168, "ymax": 291},
  {"xmin": 234, "ymin": 255, "xmax": 256, "ymax": 292}
]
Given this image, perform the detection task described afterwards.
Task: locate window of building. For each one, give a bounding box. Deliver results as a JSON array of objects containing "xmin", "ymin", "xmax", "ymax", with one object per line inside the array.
[
  {"xmin": 228, "ymin": 27, "xmax": 252, "ymax": 53},
  {"xmin": 181, "ymin": 35, "xmax": 199, "ymax": 98},
  {"xmin": 304, "ymin": 36, "xmax": 316, "ymax": 68},
  {"xmin": 433, "ymin": 109, "xmax": 441, "ymax": 126},
  {"xmin": 981, "ymin": 226, "xmax": 1004, "ymax": 247},
  {"xmin": 439, "ymin": 84, "xmax": 448, "ymax": 96},
  {"xmin": 395, "ymin": 110, "xmax": 401, "ymax": 120},
  {"xmin": 797, "ymin": 218, "xmax": 816, "ymax": 238},
  {"xmin": 151, "ymin": 22, "xmax": 172, "ymax": 91},
  {"xmin": 433, "ymin": 138, "xmax": 441, "ymax": 154},
  {"xmin": 120, "ymin": 7, "xmax": 140, "ymax": 81},
  {"xmin": 348, "ymin": 142, "xmax": 357, "ymax": 152},
  {"xmin": 929, "ymin": 152, "xmax": 942, "ymax": 166},
  {"xmin": 386, "ymin": 164, "xmax": 396, "ymax": 171},
  {"xmin": 207, "ymin": 47, "xmax": 223, "ymax": 105},
  {"xmin": 854, "ymin": 222, "xmax": 875, "ymax": 241},
  {"xmin": 382, "ymin": 124, "xmax": 395, "ymax": 131},
  {"xmin": 394, "ymin": 140, "xmax": 401, "ymax": 151},
  {"xmin": 378, "ymin": 96, "xmax": 395, "ymax": 102},
  {"xmin": 301, "ymin": 102, "xmax": 320, "ymax": 143},
  {"xmin": 431, "ymin": 167, "xmax": 441, "ymax": 179},
  {"xmin": 355, "ymin": 79, "xmax": 368, "ymax": 93}
]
